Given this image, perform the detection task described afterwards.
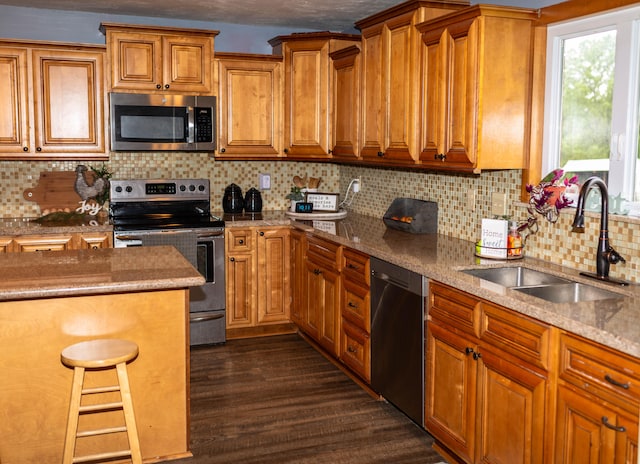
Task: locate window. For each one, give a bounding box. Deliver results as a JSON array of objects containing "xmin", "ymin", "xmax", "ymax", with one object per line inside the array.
[{"xmin": 542, "ymin": 5, "xmax": 640, "ymax": 212}]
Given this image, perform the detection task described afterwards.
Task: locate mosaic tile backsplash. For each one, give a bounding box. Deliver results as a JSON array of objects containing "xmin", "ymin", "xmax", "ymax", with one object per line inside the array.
[{"xmin": 1, "ymin": 154, "xmax": 638, "ymax": 283}]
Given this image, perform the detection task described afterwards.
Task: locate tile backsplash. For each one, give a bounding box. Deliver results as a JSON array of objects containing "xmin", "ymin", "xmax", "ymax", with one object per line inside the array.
[{"xmin": 1, "ymin": 155, "xmax": 638, "ymax": 283}]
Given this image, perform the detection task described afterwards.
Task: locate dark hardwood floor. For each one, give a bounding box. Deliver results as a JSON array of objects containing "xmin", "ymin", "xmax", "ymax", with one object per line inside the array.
[{"xmin": 172, "ymin": 333, "xmax": 446, "ymax": 464}]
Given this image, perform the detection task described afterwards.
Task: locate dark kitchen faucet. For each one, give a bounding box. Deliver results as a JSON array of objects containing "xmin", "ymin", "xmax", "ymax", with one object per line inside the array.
[{"xmin": 571, "ymin": 176, "xmax": 629, "ymax": 285}]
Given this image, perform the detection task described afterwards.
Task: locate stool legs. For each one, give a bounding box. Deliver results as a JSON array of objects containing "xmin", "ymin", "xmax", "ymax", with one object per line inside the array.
[{"xmin": 62, "ymin": 362, "xmax": 142, "ymax": 464}]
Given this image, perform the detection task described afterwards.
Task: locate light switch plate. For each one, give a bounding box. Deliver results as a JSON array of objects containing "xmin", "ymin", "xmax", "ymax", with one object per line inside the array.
[
  {"xmin": 466, "ymin": 189, "xmax": 476, "ymax": 211},
  {"xmin": 491, "ymin": 192, "xmax": 507, "ymax": 216}
]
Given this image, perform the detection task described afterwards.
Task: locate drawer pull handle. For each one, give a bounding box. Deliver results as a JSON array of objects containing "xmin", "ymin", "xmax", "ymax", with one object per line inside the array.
[
  {"xmin": 601, "ymin": 416, "xmax": 626, "ymax": 433},
  {"xmin": 465, "ymin": 347, "xmax": 475, "ymax": 356},
  {"xmin": 347, "ymin": 345, "xmax": 357, "ymax": 353},
  {"xmin": 604, "ymin": 374, "xmax": 630, "ymax": 390},
  {"xmin": 347, "ymin": 263, "xmax": 358, "ymax": 269},
  {"xmin": 313, "ymin": 268, "xmax": 322, "ymax": 275},
  {"xmin": 348, "ymin": 301, "xmax": 358, "ymax": 308}
]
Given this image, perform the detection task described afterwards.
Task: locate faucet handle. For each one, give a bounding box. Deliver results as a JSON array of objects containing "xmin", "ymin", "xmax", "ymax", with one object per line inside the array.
[{"xmin": 608, "ymin": 246, "xmax": 626, "ymax": 264}]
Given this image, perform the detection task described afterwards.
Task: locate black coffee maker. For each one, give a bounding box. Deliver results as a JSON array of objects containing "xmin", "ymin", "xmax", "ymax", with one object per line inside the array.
[
  {"xmin": 244, "ymin": 188, "xmax": 263, "ymax": 213},
  {"xmin": 222, "ymin": 183, "xmax": 244, "ymax": 213}
]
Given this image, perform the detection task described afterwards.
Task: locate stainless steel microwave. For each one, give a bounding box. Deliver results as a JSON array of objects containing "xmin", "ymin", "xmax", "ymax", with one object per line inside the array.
[{"xmin": 109, "ymin": 93, "xmax": 216, "ymax": 152}]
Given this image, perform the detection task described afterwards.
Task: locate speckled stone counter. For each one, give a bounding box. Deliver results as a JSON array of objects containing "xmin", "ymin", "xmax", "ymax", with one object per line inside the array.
[
  {"xmin": 226, "ymin": 210, "xmax": 640, "ymax": 359},
  {"xmin": 0, "ymin": 245, "xmax": 204, "ymax": 300},
  {"xmin": 0, "ymin": 216, "xmax": 113, "ymax": 234}
]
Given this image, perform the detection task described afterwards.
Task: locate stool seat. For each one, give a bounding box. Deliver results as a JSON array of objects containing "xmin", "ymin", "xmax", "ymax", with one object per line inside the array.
[
  {"xmin": 62, "ymin": 339, "xmax": 139, "ymax": 369},
  {"xmin": 61, "ymin": 338, "xmax": 142, "ymax": 464}
]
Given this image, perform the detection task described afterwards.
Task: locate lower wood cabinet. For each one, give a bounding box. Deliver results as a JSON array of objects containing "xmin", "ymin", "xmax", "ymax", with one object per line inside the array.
[
  {"xmin": 226, "ymin": 226, "xmax": 291, "ymax": 331},
  {"xmin": 426, "ymin": 281, "xmax": 549, "ymax": 464},
  {"xmin": 554, "ymin": 332, "xmax": 639, "ymax": 464},
  {"xmin": 0, "ymin": 232, "xmax": 112, "ymax": 252}
]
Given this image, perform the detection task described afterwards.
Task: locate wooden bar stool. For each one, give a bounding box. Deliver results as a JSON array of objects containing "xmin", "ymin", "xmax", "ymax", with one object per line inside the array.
[{"xmin": 61, "ymin": 339, "xmax": 142, "ymax": 464}]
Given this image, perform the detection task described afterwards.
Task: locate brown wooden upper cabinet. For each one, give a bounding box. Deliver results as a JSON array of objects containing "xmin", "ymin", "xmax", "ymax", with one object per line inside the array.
[
  {"xmin": 330, "ymin": 45, "xmax": 361, "ymax": 160},
  {"xmin": 355, "ymin": 0, "xmax": 467, "ymax": 165},
  {"xmin": 100, "ymin": 23, "xmax": 218, "ymax": 94},
  {"xmin": 269, "ymin": 32, "xmax": 361, "ymax": 158},
  {"xmin": 417, "ymin": 5, "xmax": 538, "ymax": 173},
  {"xmin": 215, "ymin": 53, "xmax": 283, "ymax": 158},
  {"xmin": 0, "ymin": 41, "xmax": 107, "ymax": 160}
]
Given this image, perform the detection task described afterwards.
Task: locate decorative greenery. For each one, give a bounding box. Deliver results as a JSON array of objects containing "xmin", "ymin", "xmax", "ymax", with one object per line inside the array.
[
  {"xmin": 285, "ymin": 186, "xmax": 304, "ymax": 202},
  {"xmin": 89, "ymin": 163, "xmax": 113, "ymax": 206}
]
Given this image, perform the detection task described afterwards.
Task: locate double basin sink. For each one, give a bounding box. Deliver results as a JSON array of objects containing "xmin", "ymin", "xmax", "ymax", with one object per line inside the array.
[{"xmin": 462, "ymin": 266, "xmax": 623, "ymax": 303}]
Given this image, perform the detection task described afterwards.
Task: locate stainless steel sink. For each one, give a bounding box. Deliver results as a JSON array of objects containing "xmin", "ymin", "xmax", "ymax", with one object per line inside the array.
[
  {"xmin": 462, "ymin": 266, "xmax": 570, "ymax": 288},
  {"xmin": 513, "ymin": 282, "xmax": 623, "ymax": 303},
  {"xmin": 462, "ymin": 266, "xmax": 624, "ymax": 304}
]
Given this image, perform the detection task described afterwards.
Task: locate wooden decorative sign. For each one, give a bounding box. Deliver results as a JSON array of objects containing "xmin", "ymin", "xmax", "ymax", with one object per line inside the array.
[{"xmin": 305, "ymin": 192, "xmax": 340, "ymax": 212}]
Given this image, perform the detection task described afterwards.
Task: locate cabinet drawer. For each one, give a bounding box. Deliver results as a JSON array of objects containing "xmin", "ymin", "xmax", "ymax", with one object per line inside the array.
[
  {"xmin": 341, "ymin": 318, "xmax": 370, "ymax": 382},
  {"xmin": 227, "ymin": 228, "xmax": 253, "ymax": 253},
  {"xmin": 342, "ymin": 279, "xmax": 370, "ymax": 332},
  {"xmin": 307, "ymin": 235, "xmax": 341, "ymax": 271},
  {"xmin": 559, "ymin": 332, "xmax": 640, "ymax": 409},
  {"xmin": 429, "ymin": 282, "xmax": 479, "ymax": 337},
  {"xmin": 13, "ymin": 235, "xmax": 74, "ymax": 252},
  {"xmin": 342, "ymin": 248, "xmax": 370, "ymax": 286},
  {"xmin": 479, "ymin": 301, "xmax": 550, "ymax": 370}
]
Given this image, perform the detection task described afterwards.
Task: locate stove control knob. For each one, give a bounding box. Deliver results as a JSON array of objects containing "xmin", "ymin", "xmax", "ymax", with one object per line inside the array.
[
  {"xmin": 125, "ymin": 186, "xmax": 133, "ymax": 193},
  {"xmin": 198, "ymin": 184, "xmax": 205, "ymax": 192},
  {"xmin": 180, "ymin": 185, "xmax": 186, "ymax": 192},
  {"xmin": 189, "ymin": 185, "xmax": 196, "ymax": 191},
  {"xmin": 115, "ymin": 186, "xmax": 123, "ymax": 193}
]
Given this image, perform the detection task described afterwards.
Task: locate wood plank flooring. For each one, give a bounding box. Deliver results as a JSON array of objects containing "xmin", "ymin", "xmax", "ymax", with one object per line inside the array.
[{"xmin": 172, "ymin": 333, "xmax": 445, "ymax": 464}]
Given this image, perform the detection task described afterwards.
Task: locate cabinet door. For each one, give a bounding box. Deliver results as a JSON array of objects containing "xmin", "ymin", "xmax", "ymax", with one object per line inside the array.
[
  {"xmin": 341, "ymin": 318, "xmax": 370, "ymax": 382},
  {"xmin": 13, "ymin": 234, "xmax": 74, "ymax": 252},
  {"xmin": 360, "ymin": 25, "xmax": 385, "ymax": 160},
  {"xmin": 330, "ymin": 45, "xmax": 360, "ymax": 159},
  {"xmin": 0, "ymin": 237, "xmax": 13, "ymax": 253},
  {"xmin": 425, "ymin": 321, "xmax": 476, "ymax": 463},
  {"xmin": 0, "ymin": 47, "xmax": 30, "ymax": 154},
  {"xmin": 303, "ymin": 259, "xmax": 323, "ymax": 340},
  {"xmin": 317, "ymin": 264, "xmax": 340, "ymax": 357},
  {"xmin": 256, "ymin": 228, "xmax": 290, "ymax": 324},
  {"xmin": 216, "ymin": 55, "xmax": 282, "ymax": 157},
  {"xmin": 32, "ymin": 49, "xmax": 106, "ymax": 155},
  {"xmin": 290, "ymin": 229, "xmax": 306, "ymax": 326},
  {"xmin": 163, "ymin": 35, "xmax": 212, "ymax": 93},
  {"xmin": 282, "ymin": 40, "xmax": 330, "ymax": 157},
  {"xmin": 477, "ymin": 346, "xmax": 547, "ymax": 464},
  {"xmin": 77, "ymin": 232, "xmax": 112, "ymax": 249},
  {"xmin": 108, "ymin": 31, "xmax": 162, "ymax": 91},
  {"xmin": 225, "ymin": 252, "xmax": 256, "ymax": 328},
  {"xmin": 555, "ymin": 385, "xmax": 639, "ymax": 464}
]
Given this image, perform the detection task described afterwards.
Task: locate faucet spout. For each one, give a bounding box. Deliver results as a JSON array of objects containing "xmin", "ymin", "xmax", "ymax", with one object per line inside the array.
[{"xmin": 571, "ymin": 176, "xmax": 626, "ymax": 282}]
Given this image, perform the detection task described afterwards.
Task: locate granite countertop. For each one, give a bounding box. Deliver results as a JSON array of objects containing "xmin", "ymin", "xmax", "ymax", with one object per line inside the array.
[
  {"xmin": 0, "ymin": 216, "xmax": 113, "ymax": 234},
  {"xmin": 225, "ymin": 210, "xmax": 640, "ymax": 359},
  {"xmin": 0, "ymin": 246, "xmax": 204, "ymax": 301}
]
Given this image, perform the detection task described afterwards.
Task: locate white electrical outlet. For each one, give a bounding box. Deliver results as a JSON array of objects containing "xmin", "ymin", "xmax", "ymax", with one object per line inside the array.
[
  {"xmin": 466, "ymin": 189, "xmax": 476, "ymax": 211},
  {"xmin": 353, "ymin": 178, "xmax": 361, "ymax": 193},
  {"xmin": 491, "ymin": 192, "xmax": 508, "ymax": 216},
  {"xmin": 258, "ymin": 173, "xmax": 271, "ymax": 190}
]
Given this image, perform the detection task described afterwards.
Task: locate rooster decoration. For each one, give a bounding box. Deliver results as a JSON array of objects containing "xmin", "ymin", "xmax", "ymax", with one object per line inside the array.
[{"xmin": 74, "ymin": 164, "xmax": 109, "ymax": 203}]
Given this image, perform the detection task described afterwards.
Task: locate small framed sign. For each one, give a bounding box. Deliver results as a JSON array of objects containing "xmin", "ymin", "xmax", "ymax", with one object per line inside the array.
[{"xmin": 305, "ymin": 192, "xmax": 340, "ymax": 212}]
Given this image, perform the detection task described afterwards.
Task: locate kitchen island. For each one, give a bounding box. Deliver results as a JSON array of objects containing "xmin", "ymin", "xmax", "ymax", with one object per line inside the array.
[{"xmin": 0, "ymin": 246, "xmax": 204, "ymax": 463}]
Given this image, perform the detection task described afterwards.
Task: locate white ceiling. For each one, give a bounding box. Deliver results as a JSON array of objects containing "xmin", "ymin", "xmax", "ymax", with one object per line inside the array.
[{"xmin": 0, "ymin": 0, "xmax": 423, "ymax": 32}]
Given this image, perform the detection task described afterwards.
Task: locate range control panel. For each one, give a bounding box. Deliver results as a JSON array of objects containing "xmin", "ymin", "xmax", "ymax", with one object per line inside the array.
[{"xmin": 110, "ymin": 179, "xmax": 210, "ymax": 202}]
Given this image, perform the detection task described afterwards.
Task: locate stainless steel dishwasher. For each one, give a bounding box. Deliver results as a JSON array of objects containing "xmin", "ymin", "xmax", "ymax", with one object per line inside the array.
[{"xmin": 370, "ymin": 257, "xmax": 427, "ymax": 427}]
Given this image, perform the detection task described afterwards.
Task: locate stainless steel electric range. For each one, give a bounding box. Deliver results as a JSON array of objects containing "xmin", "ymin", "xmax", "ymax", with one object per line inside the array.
[{"xmin": 110, "ymin": 178, "xmax": 226, "ymax": 346}]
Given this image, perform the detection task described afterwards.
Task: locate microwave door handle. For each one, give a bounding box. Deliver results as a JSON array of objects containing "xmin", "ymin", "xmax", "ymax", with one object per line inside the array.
[{"xmin": 187, "ymin": 106, "xmax": 195, "ymax": 144}]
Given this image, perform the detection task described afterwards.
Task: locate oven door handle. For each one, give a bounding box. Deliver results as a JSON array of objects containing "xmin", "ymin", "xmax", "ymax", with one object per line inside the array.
[
  {"xmin": 197, "ymin": 231, "xmax": 225, "ymax": 239},
  {"xmin": 190, "ymin": 313, "xmax": 224, "ymax": 322},
  {"xmin": 115, "ymin": 235, "xmax": 144, "ymax": 241}
]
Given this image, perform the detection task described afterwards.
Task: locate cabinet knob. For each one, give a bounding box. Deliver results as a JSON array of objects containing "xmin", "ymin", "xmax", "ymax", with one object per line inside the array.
[
  {"xmin": 229, "ymin": 257, "xmax": 235, "ymax": 262},
  {"xmin": 377, "ymin": 151, "xmax": 384, "ymax": 157},
  {"xmin": 347, "ymin": 345, "xmax": 357, "ymax": 353},
  {"xmin": 220, "ymin": 147, "xmax": 226, "ymax": 153},
  {"xmin": 259, "ymin": 231, "xmax": 264, "ymax": 236},
  {"xmin": 238, "ymin": 239, "xmax": 244, "ymax": 245},
  {"xmin": 165, "ymin": 84, "xmax": 170, "ymax": 89},
  {"xmin": 348, "ymin": 301, "xmax": 357, "ymax": 308},
  {"xmin": 156, "ymin": 84, "xmax": 162, "ymax": 89},
  {"xmin": 435, "ymin": 153, "xmax": 446, "ymax": 161},
  {"xmin": 465, "ymin": 347, "xmax": 474, "ymax": 356},
  {"xmin": 284, "ymin": 148, "xmax": 289, "ymax": 154},
  {"xmin": 36, "ymin": 147, "xmax": 42, "ymax": 152},
  {"xmin": 23, "ymin": 146, "xmax": 28, "ymax": 152},
  {"xmin": 313, "ymin": 268, "xmax": 322, "ymax": 275}
]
